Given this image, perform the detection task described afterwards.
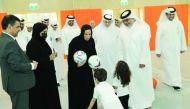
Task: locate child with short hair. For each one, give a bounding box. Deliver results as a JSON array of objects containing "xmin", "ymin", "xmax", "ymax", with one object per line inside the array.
[
  {"xmin": 113, "ymin": 60, "xmax": 131, "ymax": 109},
  {"xmin": 87, "ymin": 68, "xmax": 124, "ymax": 109}
]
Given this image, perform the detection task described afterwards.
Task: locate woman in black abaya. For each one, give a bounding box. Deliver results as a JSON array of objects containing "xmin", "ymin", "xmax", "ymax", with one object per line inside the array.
[
  {"xmin": 26, "ymin": 22, "xmax": 61, "ymax": 109},
  {"xmin": 68, "ymin": 24, "xmax": 97, "ymax": 109}
]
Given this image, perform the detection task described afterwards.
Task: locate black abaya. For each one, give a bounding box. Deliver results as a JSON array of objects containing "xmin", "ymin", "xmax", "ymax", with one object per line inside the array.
[
  {"xmin": 26, "ymin": 23, "xmax": 61, "ymax": 109},
  {"xmin": 68, "ymin": 34, "xmax": 97, "ymax": 109}
]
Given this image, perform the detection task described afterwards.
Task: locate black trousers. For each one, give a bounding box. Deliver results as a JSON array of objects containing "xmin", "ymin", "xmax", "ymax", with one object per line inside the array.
[{"xmin": 119, "ymin": 94, "xmax": 129, "ymax": 109}]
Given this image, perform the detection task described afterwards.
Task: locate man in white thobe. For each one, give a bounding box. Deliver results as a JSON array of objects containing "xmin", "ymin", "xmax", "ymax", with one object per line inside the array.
[
  {"xmin": 114, "ymin": 19, "xmax": 122, "ymax": 28},
  {"xmin": 25, "ymin": 22, "xmax": 33, "ymax": 43},
  {"xmin": 16, "ymin": 18, "xmax": 29, "ymax": 52},
  {"xmin": 62, "ymin": 15, "xmax": 80, "ymax": 58},
  {"xmin": 93, "ymin": 14, "xmax": 122, "ymax": 84},
  {"xmin": 50, "ymin": 21, "xmax": 65, "ymax": 86},
  {"xmin": 155, "ymin": 7, "xmax": 187, "ymax": 90},
  {"xmin": 41, "ymin": 16, "xmax": 54, "ymax": 50},
  {"xmin": 119, "ymin": 10, "xmax": 154, "ymax": 109}
]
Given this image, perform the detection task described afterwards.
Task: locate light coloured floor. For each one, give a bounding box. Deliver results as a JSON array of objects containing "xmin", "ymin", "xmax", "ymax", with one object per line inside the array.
[{"xmin": 1, "ymin": 48, "xmax": 190, "ymax": 109}]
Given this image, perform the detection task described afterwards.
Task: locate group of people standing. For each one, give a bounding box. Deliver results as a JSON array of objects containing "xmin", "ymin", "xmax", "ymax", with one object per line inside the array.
[
  {"xmin": 0, "ymin": 6, "xmax": 187, "ymax": 109},
  {"xmin": 0, "ymin": 15, "xmax": 62, "ymax": 109},
  {"xmin": 67, "ymin": 6, "xmax": 187, "ymax": 109}
]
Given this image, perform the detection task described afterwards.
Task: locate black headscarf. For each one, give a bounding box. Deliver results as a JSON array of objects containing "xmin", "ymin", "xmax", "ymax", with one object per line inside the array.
[
  {"xmin": 32, "ymin": 22, "xmax": 47, "ymax": 41},
  {"xmin": 78, "ymin": 24, "xmax": 93, "ymax": 42}
]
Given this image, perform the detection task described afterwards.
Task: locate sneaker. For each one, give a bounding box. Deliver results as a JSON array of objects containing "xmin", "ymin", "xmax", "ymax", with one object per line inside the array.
[{"xmin": 173, "ymin": 86, "xmax": 181, "ymax": 90}]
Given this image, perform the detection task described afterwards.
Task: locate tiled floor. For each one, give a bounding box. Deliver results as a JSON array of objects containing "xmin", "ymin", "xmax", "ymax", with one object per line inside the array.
[
  {"xmin": 1, "ymin": 48, "xmax": 190, "ymax": 109},
  {"xmin": 151, "ymin": 48, "xmax": 190, "ymax": 109}
]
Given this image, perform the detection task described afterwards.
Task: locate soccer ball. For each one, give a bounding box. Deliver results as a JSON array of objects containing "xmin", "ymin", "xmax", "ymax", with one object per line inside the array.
[
  {"xmin": 88, "ymin": 55, "xmax": 100, "ymax": 69},
  {"xmin": 73, "ymin": 50, "xmax": 87, "ymax": 65}
]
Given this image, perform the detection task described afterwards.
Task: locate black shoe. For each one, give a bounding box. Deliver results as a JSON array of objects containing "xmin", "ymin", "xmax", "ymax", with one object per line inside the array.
[
  {"xmin": 57, "ymin": 83, "xmax": 60, "ymax": 87},
  {"xmin": 173, "ymin": 86, "xmax": 181, "ymax": 90}
]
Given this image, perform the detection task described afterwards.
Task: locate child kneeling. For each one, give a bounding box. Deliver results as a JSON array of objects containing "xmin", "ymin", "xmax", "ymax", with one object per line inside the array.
[{"xmin": 87, "ymin": 68, "xmax": 123, "ymax": 109}]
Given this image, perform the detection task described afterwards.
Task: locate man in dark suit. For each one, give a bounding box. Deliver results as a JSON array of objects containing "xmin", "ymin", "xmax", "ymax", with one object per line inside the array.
[{"xmin": 0, "ymin": 15, "xmax": 38, "ymax": 109}]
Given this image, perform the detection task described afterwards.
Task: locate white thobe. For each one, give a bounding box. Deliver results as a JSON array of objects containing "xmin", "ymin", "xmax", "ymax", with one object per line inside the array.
[
  {"xmin": 25, "ymin": 32, "xmax": 32, "ymax": 43},
  {"xmin": 46, "ymin": 27, "xmax": 54, "ymax": 50},
  {"xmin": 155, "ymin": 20, "xmax": 187, "ymax": 87},
  {"xmin": 119, "ymin": 21, "xmax": 154, "ymax": 108},
  {"xmin": 51, "ymin": 29, "xmax": 65, "ymax": 83},
  {"xmin": 94, "ymin": 26, "xmax": 122, "ymax": 84},
  {"xmin": 62, "ymin": 27, "xmax": 80, "ymax": 55},
  {"xmin": 16, "ymin": 30, "xmax": 29, "ymax": 52}
]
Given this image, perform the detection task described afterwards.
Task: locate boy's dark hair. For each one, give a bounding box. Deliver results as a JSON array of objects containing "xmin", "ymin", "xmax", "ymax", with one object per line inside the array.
[
  {"xmin": 94, "ymin": 68, "xmax": 107, "ymax": 82},
  {"xmin": 114, "ymin": 60, "xmax": 131, "ymax": 87},
  {"xmin": 1, "ymin": 15, "xmax": 20, "ymax": 30}
]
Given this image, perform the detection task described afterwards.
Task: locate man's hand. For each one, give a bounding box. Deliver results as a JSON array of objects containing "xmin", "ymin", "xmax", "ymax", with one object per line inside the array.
[
  {"xmin": 49, "ymin": 53, "xmax": 57, "ymax": 61},
  {"xmin": 156, "ymin": 54, "xmax": 161, "ymax": 58},
  {"xmin": 32, "ymin": 61, "xmax": 38, "ymax": 70},
  {"xmin": 64, "ymin": 54, "xmax": 68, "ymax": 59},
  {"xmin": 139, "ymin": 64, "xmax": 145, "ymax": 68}
]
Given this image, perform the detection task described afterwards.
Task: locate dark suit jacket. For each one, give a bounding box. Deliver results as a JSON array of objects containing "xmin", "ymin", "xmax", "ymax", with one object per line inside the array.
[{"xmin": 0, "ymin": 33, "xmax": 35, "ymax": 92}]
